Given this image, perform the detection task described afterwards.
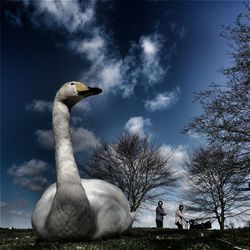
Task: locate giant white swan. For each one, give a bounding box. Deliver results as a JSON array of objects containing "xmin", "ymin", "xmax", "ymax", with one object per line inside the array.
[{"xmin": 32, "ymin": 82, "xmax": 134, "ymax": 240}]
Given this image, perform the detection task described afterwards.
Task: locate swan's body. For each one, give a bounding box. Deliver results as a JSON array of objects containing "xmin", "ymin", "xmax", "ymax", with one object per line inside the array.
[
  {"xmin": 32, "ymin": 179, "xmax": 133, "ymax": 239},
  {"xmin": 32, "ymin": 82, "xmax": 134, "ymax": 240}
]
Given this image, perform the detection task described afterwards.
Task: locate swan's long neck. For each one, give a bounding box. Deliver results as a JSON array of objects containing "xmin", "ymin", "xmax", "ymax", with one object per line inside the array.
[
  {"xmin": 52, "ymin": 100, "xmax": 81, "ymax": 186},
  {"xmin": 47, "ymin": 99, "xmax": 95, "ymax": 238}
]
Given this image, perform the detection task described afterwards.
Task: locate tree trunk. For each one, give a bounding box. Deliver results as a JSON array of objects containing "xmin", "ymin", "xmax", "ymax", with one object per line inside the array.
[{"xmin": 220, "ymin": 213, "xmax": 225, "ymax": 230}]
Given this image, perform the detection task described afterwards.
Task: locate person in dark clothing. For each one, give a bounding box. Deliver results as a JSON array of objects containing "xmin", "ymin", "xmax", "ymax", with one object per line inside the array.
[{"xmin": 156, "ymin": 200, "xmax": 166, "ymax": 228}]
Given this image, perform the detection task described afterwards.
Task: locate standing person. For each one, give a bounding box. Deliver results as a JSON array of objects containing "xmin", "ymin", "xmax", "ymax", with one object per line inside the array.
[
  {"xmin": 156, "ymin": 200, "xmax": 166, "ymax": 228},
  {"xmin": 175, "ymin": 204, "xmax": 187, "ymax": 229}
]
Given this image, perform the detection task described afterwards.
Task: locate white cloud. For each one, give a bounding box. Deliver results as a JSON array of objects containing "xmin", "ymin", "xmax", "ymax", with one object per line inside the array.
[
  {"xmin": 140, "ymin": 34, "xmax": 166, "ymax": 85},
  {"xmin": 99, "ymin": 61, "xmax": 122, "ymax": 91},
  {"xmin": 72, "ymin": 35, "xmax": 123, "ymax": 95},
  {"xmin": 25, "ymin": 100, "xmax": 53, "ymax": 112},
  {"xmin": 142, "ymin": 38, "xmax": 157, "ymax": 56},
  {"xmin": 6, "ymin": 1, "xmax": 177, "ymax": 99},
  {"xmin": 70, "ymin": 36, "xmax": 105, "ymax": 61},
  {"xmin": 171, "ymin": 145, "xmax": 187, "ymax": 167},
  {"xmin": 11, "ymin": 1, "xmax": 123, "ymax": 94},
  {"xmin": 72, "ymin": 32, "xmax": 169, "ymax": 97},
  {"xmin": 144, "ymin": 86, "xmax": 181, "ymax": 111},
  {"xmin": 119, "ymin": 43, "xmax": 141, "ymax": 98},
  {"xmin": 7, "ymin": 159, "xmax": 50, "ymax": 192},
  {"xmin": 160, "ymin": 144, "xmax": 188, "ymax": 177},
  {"xmin": 71, "ymin": 127, "xmax": 100, "ymax": 152},
  {"xmin": 23, "ymin": 0, "xmax": 95, "ymax": 33},
  {"xmin": 35, "ymin": 127, "xmax": 100, "ymax": 152},
  {"xmin": 13, "ymin": 176, "xmax": 49, "ymax": 192},
  {"xmin": 7, "ymin": 159, "xmax": 49, "ymax": 177},
  {"xmin": 161, "ymin": 143, "xmax": 187, "ymax": 160},
  {"xmin": 124, "ymin": 116, "xmax": 151, "ymax": 137},
  {"xmin": 35, "ymin": 129, "xmax": 54, "ymax": 149}
]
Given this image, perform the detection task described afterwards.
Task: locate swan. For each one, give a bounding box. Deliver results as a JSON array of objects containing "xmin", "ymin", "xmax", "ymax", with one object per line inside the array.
[{"xmin": 31, "ymin": 81, "xmax": 134, "ymax": 240}]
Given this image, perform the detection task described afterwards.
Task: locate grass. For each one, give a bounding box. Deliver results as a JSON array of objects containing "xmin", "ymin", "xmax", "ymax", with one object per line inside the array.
[{"xmin": 0, "ymin": 227, "xmax": 249, "ymax": 250}]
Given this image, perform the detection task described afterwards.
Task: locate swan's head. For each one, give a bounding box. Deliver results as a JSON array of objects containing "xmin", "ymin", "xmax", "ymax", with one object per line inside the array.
[{"xmin": 56, "ymin": 81, "xmax": 102, "ymax": 107}]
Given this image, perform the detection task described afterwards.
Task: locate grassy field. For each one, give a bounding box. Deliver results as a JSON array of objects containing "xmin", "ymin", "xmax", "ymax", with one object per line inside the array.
[{"xmin": 0, "ymin": 227, "xmax": 249, "ymax": 250}]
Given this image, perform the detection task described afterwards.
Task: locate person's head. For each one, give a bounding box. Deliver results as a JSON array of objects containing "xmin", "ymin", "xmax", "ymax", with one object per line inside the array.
[
  {"xmin": 179, "ymin": 205, "xmax": 183, "ymax": 211},
  {"xmin": 158, "ymin": 201, "xmax": 163, "ymax": 207}
]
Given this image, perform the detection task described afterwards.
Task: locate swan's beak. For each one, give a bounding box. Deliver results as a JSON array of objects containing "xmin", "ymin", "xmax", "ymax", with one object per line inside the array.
[
  {"xmin": 77, "ymin": 85, "xmax": 102, "ymax": 97},
  {"xmin": 87, "ymin": 86, "xmax": 102, "ymax": 96}
]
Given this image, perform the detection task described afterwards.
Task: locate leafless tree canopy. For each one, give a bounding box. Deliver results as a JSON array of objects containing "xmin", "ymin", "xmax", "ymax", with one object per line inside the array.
[
  {"xmin": 184, "ymin": 9, "xmax": 250, "ymax": 168},
  {"xmin": 82, "ymin": 133, "xmax": 177, "ymax": 212},
  {"xmin": 185, "ymin": 146, "xmax": 250, "ymax": 229}
]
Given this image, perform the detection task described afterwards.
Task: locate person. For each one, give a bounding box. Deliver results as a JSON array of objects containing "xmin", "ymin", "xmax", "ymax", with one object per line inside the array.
[
  {"xmin": 175, "ymin": 204, "xmax": 187, "ymax": 229},
  {"xmin": 156, "ymin": 200, "xmax": 166, "ymax": 228}
]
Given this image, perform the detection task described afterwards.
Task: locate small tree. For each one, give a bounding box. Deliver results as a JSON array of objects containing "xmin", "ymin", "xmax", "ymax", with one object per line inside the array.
[
  {"xmin": 82, "ymin": 133, "xmax": 177, "ymax": 212},
  {"xmin": 185, "ymin": 146, "xmax": 250, "ymax": 229}
]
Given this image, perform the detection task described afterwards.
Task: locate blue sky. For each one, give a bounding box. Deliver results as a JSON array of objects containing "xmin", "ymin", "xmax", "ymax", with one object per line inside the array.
[{"xmin": 1, "ymin": 1, "xmax": 246, "ymax": 228}]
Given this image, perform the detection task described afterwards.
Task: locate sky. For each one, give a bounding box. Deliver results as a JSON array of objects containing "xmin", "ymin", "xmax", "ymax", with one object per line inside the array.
[{"xmin": 0, "ymin": 0, "xmax": 247, "ymax": 229}]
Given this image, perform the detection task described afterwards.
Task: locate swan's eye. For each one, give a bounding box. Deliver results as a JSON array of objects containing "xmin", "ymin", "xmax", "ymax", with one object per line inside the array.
[{"xmin": 70, "ymin": 83, "xmax": 74, "ymax": 85}]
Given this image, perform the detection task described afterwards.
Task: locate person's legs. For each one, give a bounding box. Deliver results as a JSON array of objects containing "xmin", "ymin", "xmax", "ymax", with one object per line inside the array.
[
  {"xmin": 159, "ymin": 221, "xmax": 163, "ymax": 228},
  {"xmin": 156, "ymin": 220, "xmax": 163, "ymax": 228},
  {"xmin": 156, "ymin": 220, "xmax": 160, "ymax": 228},
  {"xmin": 175, "ymin": 222, "xmax": 183, "ymax": 229}
]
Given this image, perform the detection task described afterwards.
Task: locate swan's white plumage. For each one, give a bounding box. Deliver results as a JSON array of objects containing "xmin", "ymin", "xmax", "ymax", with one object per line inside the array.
[
  {"xmin": 31, "ymin": 82, "xmax": 134, "ymax": 240},
  {"xmin": 32, "ymin": 179, "xmax": 133, "ymax": 239}
]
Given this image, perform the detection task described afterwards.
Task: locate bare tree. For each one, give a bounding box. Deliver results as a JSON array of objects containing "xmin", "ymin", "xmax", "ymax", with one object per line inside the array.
[
  {"xmin": 82, "ymin": 133, "xmax": 177, "ymax": 212},
  {"xmin": 184, "ymin": 8, "xmax": 250, "ymax": 169},
  {"xmin": 185, "ymin": 146, "xmax": 250, "ymax": 229}
]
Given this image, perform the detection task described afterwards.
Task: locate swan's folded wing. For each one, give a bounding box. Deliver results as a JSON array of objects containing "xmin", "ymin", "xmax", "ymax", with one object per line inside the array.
[{"xmin": 81, "ymin": 179, "xmax": 134, "ymax": 239}]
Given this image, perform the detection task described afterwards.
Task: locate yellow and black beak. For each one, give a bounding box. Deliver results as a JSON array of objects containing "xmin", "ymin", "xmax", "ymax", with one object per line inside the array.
[
  {"xmin": 75, "ymin": 82, "xmax": 102, "ymax": 96},
  {"xmin": 83, "ymin": 86, "xmax": 102, "ymax": 96}
]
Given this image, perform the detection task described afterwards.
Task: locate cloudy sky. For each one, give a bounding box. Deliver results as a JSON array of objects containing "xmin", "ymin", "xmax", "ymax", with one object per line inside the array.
[{"xmin": 1, "ymin": 1, "xmax": 246, "ymax": 229}]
